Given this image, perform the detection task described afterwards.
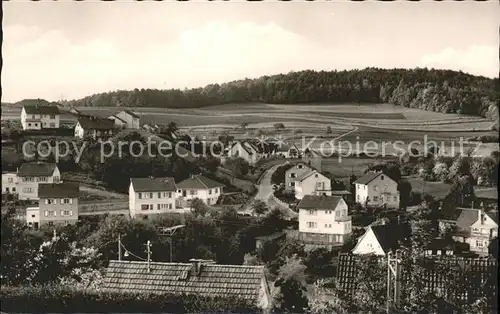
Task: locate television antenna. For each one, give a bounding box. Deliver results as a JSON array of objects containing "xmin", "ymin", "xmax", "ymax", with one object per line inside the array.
[{"xmin": 157, "ymin": 225, "xmax": 185, "ymax": 262}]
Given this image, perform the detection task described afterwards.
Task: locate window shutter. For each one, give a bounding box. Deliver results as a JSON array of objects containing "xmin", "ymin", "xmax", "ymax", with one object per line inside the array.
[
  {"xmin": 53, "ymin": 211, "xmax": 57, "ymax": 216},
  {"xmin": 45, "ymin": 199, "xmax": 49, "ymax": 205},
  {"xmin": 54, "ymin": 199, "xmax": 57, "ymax": 205},
  {"xmin": 70, "ymin": 210, "xmax": 73, "ymax": 216},
  {"xmin": 44, "ymin": 211, "xmax": 48, "ymax": 217},
  {"xmin": 69, "ymin": 199, "xmax": 73, "ymax": 204},
  {"xmin": 60, "ymin": 210, "xmax": 64, "ymax": 216}
]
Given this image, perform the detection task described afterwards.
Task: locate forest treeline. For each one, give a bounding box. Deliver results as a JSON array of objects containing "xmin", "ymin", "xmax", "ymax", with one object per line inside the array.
[{"xmin": 58, "ymin": 68, "xmax": 499, "ymax": 120}]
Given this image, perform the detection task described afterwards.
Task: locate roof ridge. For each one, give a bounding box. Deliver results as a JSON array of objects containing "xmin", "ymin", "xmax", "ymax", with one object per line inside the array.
[
  {"xmin": 195, "ymin": 175, "xmax": 209, "ymax": 189},
  {"xmin": 110, "ymin": 260, "xmax": 266, "ymax": 269}
]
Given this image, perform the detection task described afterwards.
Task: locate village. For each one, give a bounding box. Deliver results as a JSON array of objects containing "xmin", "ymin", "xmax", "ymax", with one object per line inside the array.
[{"xmin": 1, "ymin": 100, "xmax": 498, "ymax": 313}]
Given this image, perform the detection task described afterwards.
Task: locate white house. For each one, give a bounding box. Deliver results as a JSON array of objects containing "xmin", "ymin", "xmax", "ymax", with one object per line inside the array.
[
  {"xmin": 227, "ymin": 141, "xmax": 263, "ymax": 165},
  {"xmin": 108, "ymin": 114, "xmax": 127, "ymax": 128},
  {"xmin": 294, "ymin": 170, "xmax": 332, "ymax": 200},
  {"xmin": 129, "ymin": 177, "xmax": 177, "ymax": 218},
  {"xmin": 285, "ymin": 162, "xmax": 314, "ymax": 189},
  {"xmin": 440, "ymin": 208, "xmax": 498, "ymax": 256},
  {"xmin": 176, "ymin": 174, "xmax": 224, "ymax": 207},
  {"xmin": 16, "ymin": 162, "xmax": 61, "ymax": 200},
  {"xmin": 276, "ymin": 143, "xmax": 300, "ymax": 159},
  {"xmin": 302, "ymin": 148, "xmax": 323, "ymax": 171},
  {"xmin": 297, "ymin": 195, "xmax": 352, "ymax": 245},
  {"xmin": 353, "ymin": 171, "xmax": 399, "ymax": 208},
  {"xmin": 116, "ymin": 110, "xmax": 140, "ymax": 129},
  {"xmin": 26, "ymin": 207, "xmax": 40, "ymax": 229},
  {"xmin": 2, "ymin": 172, "xmax": 18, "ymax": 196},
  {"xmin": 75, "ymin": 116, "xmax": 116, "ymax": 139},
  {"xmin": 21, "ymin": 105, "xmax": 60, "ymax": 130},
  {"xmin": 352, "ymin": 223, "xmax": 411, "ymax": 256}
]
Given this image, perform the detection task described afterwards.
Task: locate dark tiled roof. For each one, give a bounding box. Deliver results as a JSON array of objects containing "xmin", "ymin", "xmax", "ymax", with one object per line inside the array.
[
  {"xmin": 455, "ymin": 208, "xmax": 480, "ymax": 232},
  {"xmin": 475, "ymin": 188, "xmax": 498, "ymax": 200},
  {"xmin": 353, "ymin": 171, "xmax": 382, "ymax": 185},
  {"xmin": 486, "ymin": 210, "xmax": 499, "ymax": 224},
  {"xmin": 131, "ymin": 177, "xmax": 177, "ymax": 192},
  {"xmin": 297, "ymin": 195, "xmax": 343, "ymax": 210},
  {"xmin": 103, "ymin": 260, "xmax": 267, "ymax": 301},
  {"xmin": 119, "ymin": 109, "xmax": 140, "ymax": 119},
  {"xmin": 297, "ymin": 170, "xmax": 328, "ymax": 182},
  {"xmin": 23, "ymin": 105, "xmax": 60, "ymax": 115},
  {"xmin": 77, "ymin": 116, "xmax": 115, "ymax": 130},
  {"xmin": 109, "ymin": 115, "xmax": 127, "ymax": 123},
  {"xmin": 370, "ymin": 223, "xmax": 411, "ymax": 253},
  {"xmin": 331, "ymin": 190, "xmax": 352, "ymax": 195},
  {"xmin": 176, "ymin": 175, "xmax": 224, "ymax": 190},
  {"xmin": 38, "ymin": 182, "xmax": 79, "ymax": 198},
  {"xmin": 17, "ymin": 163, "xmax": 57, "ymax": 177}
]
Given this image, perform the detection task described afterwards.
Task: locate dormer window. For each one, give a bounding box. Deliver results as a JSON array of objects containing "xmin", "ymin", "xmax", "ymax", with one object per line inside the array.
[{"xmin": 297, "ymin": 164, "xmax": 303, "ymax": 169}]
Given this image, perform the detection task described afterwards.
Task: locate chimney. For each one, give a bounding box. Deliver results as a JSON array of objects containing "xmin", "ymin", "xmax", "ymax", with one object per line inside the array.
[{"xmin": 189, "ymin": 259, "xmax": 215, "ymax": 276}]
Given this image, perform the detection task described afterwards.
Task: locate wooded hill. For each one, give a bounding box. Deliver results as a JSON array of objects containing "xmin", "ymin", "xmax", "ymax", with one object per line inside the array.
[{"xmin": 32, "ymin": 68, "xmax": 500, "ymax": 120}]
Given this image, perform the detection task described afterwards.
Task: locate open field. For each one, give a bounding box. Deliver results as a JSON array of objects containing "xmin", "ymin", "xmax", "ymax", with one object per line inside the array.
[{"xmin": 2, "ymin": 103, "xmax": 497, "ymax": 156}]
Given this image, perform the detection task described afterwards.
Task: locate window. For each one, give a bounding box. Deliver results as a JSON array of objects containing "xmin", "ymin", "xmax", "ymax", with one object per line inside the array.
[
  {"xmin": 22, "ymin": 187, "xmax": 33, "ymax": 193},
  {"xmin": 381, "ymin": 175, "xmax": 384, "ymax": 180},
  {"xmin": 48, "ymin": 221, "xmax": 53, "ymax": 226},
  {"xmin": 158, "ymin": 192, "xmax": 162, "ymax": 198},
  {"xmin": 215, "ymin": 188, "xmax": 219, "ymax": 193},
  {"xmin": 393, "ymin": 196, "xmax": 397, "ymax": 201},
  {"xmin": 308, "ymin": 210, "xmax": 315, "ymax": 215},
  {"xmin": 357, "ymin": 195, "xmax": 360, "ymax": 201},
  {"xmin": 290, "ymin": 182, "xmax": 295, "ymax": 187},
  {"xmin": 315, "ymin": 174, "xmax": 318, "ymax": 178},
  {"xmin": 290, "ymin": 173, "xmax": 296, "ymax": 178},
  {"xmin": 12, "ymin": 187, "xmax": 16, "ymax": 192},
  {"xmin": 50, "ymin": 115, "xmax": 56, "ymax": 119},
  {"xmin": 7, "ymin": 177, "xmax": 13, "ymax": 183},
  {"xmin": 50, "ymin": 123, "xmax": 55, "ymax": 128},
  {"xmin": 157, "ymin": 204, "xmax": 161, "ymax": 210},
  {"xmin": 373, "ymin": 185, "xmax": 378, "ymax": 192},
  {"xmin": 326, "ymin": 210, "xmax": 332, "ymax": 214},
  {"xmin": 297, "ymin": 164, "xmax": 303, "ymax": 169},
  {"xmin": 138, "ymin": 193, "xmax": 142, "ymax": 199},
  {"xmin": 209, "ymin": 189, "xmax": 212, "ymax": 195},
  {"xmin": 190, "ymin": 190, "xmax": 196, "ymax": 195},
  {"xmin": 44, "ymin": 211, "xmax": 56, "ymax": 217},
  {"xmin": 168, "ymin": 204, "xmax": 173, "ymax": 209},
  {"xmin": 62, "ymin": 198, "xmax": 71, "ymax": 204},
  {"xmin": 307, "ymin": 222, "xmax": 317, "ymax": 228},
  {"xmin": 141, "ymin": 204, "xmax": 149, "ymax": 210},
  {"xmin": 374, "ymin": 196, "xmax": 378, "ymax": 201},
  {"xmin": 31, "ymin": 215, "xmax": 35, "ymax": 218},
  {"xmin": 61, "ymin": 210, "xmax": 72, "ymax": 216},
  {"xmin": 5, "ymin": 188, "xmax": 9, "ymax": 192},
  {"xmin": 335, "ymin": 211, "xmax": 340, "ymax": 217},
  {"xmin": 168, "ymin": 192, "xmax": 172, "ymax": 198},
  {"xmin": 32, "ymin": 114, "xmax": 35, "ymax": 119},
  {"xmin": 476, "ymin": 240, "xmax": 483, "ymax": 247},
  {"xmin": 149, "ymin": 193, "xmax": 153, "ymax": 199}
]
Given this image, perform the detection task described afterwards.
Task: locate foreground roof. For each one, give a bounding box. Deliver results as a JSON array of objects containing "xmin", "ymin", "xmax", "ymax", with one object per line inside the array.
[
  {"xmin": 298, "ymin": 195, "xmax": 343, "ymax": 210},
  {"xmin": 77, "ymin": 116, "xmax": 115, "ymax": 130},
  {"xmin": 176, "ymin": 174, "xmax": 224, "ymax": 190},
  {"xmin": 17, "ymin": 163, "xmax": 57, "ymax": 177},
  {"xmin": 369, "ymin": 223, "xmax": 411, "ymax": 252},
  {"xmin": 38, "ymin": 183, "xmax": 79, "ymax": 198},
  {"xmin": 131, "ymin": 177, "xmax": 176, "ymax": 192},
  {"xmin": 103, "ymin": 260, "xmax": 266, "ymax": 301},
  {"xmin": 23, "ymin": 105, "xmax": 60, "ymax": 115}
]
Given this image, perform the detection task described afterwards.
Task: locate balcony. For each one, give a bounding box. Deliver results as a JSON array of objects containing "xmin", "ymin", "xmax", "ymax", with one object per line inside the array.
[{"xmin": 336, "ymin": 215, "xmax": 352, "ymax": 222}]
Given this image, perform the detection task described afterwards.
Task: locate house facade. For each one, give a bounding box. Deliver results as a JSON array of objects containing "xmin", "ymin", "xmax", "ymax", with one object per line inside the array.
[
  {"xmin": 298, "ymin": 195, "xmax": 352, "ymax": 245},
  {"xmin": 2, "ymin": 172, "xmax": 18, "ymax": 197},
  {"xmin": 129, "ymin": 177, "xmax": 177, "ymax": 218},
  {"xmin": 116, "ymin": 110, "xmax": 140, "ymax": 129},
  {"xmin": 75, "ymin": 116, "xmax": 116, "ymax": 139},
  {"xmin": 176, "ymin": 174, "xmax": 224, "ymax": 207},
  {"xmin": 108, "ymin": 115, "xmax": 127, "ymax": 128},
  {"xmin": 17, "ymin": 163, "xmax": 61, "ymax": 200},
  {"xmin": 354, "ymin": 171, "xmax": 399, "ymax": 208},
  {"xmin": 21, "ymin": 105, "xmax": 60, "ymax": 130},
  {"xmin": 294, "ymin": 170, "xmax": 332, "ymax": 200},
  {"xmin": 440, "ymin": 208, "xmax": 498, "ymax": 256},
  {"xmin": 285, "ymin": 162, "xmax": 313, "ymax": 189},
  {"xmin": 103, "ymin": 259, "xmax": 272, "ymax": 312},
  {"xmin": 352, "ymin": 223, "xmax": 411, "ymax": 256},
  {"xmin": 302, "ymin": 148, "xmax": 323, "ymax": 171},
  {"xmin": 36, "ymin": 182, "xmax": 80, "ymax": 227},
  {"xmin": 227, "ymin": 141, "xmax": 262, "ymax": 165}
]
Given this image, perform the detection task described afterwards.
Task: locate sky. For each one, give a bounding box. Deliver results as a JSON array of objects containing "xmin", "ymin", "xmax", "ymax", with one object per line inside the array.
[{"xmin": 2, "ymin": 1, "xmax": 499, "ymax": 103}]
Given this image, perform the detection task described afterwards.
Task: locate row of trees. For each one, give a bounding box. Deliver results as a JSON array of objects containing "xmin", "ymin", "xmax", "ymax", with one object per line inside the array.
[{"xmin": 62, "ymin": 68, "xmax": 499, "ymax": 121}]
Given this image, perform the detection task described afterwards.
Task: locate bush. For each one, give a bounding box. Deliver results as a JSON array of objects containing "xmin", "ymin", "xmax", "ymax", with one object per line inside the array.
[{"xmin": 0, "ymin": 285, "xmax": 260, "ymax": 313}]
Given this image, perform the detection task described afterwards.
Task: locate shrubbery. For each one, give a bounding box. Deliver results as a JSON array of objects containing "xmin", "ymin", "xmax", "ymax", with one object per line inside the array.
[{"xmin": 0, "ymin": 285, "xmax": 260, "ymax": 313}]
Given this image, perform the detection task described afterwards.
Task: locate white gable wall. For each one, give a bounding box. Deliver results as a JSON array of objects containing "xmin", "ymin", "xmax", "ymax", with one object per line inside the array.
[{"xmin": 352, "ymin": 227, "xmax": 386, "ymax": 256}]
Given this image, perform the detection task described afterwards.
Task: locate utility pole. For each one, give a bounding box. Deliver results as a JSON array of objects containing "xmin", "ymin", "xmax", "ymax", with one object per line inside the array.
[
  {"xmin": 146, "ymin": 240, "xmax": 152, "ymax": 272},
  {"xmin": 386, "ymin": 250, "xmax": 402, "ymax": 313},
  {"xmin": 157, "ymin": 225, "xmax": 185, "ymax": 262},
  {"xmin": 118, "ymin": 234, "xmax": 122, "ymax": 261}
]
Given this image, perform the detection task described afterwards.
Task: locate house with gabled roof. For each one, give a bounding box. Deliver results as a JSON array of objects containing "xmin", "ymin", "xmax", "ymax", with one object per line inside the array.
[
  {"xmin": 129, "ymin": 177, "xmax": 177, "ymax": 218},
  {"xmin": 354, "ymin": 171, "xmax": 399, "ymax": 209},
  {"xmin": 285, "ymin": 162, "xmax": 314, "ymax": 189},
  {"xmin": 21, "ymin": 105, "xmax": 60, "ymax": 130},
  {"xmin": 116, "ymin": 110, "xmax": 140, "ymax": 129},
  {"xmin": 351, "ymin": 222, "xmax": 411, "ymax": 256},
  {"xmin": 294, "ymin": 169, "xmax": 332, "ymax": 200},
  {"xmin": 439, "ymin": 207, "xmax": 498, "ymax": 256},
  {"xmin": 227, "ymin": 140, "xmax": 264, "ymax": 165},
  {"xmin": 102, "ymin": 259, "xmax": 272, "ymax": 311},
  {"xmin": 35, "ymin": 182, "xmax": 80, "ymax": 228},
  {"xmin": 75, "ymin": 116, "xmax": 116, "ymax": 139},
  {"xmin": 298, "ymin": 195, "xmax": 352, "ymax": 245},
  {"xmin": 107, "ymin": 114, "xmax": 127, "ymax": 129},
  {"xmin": 276, "ymin": 143, "xmax": 300, "ymax": 159},
  {"xmin": 16, "ymin": 162, "xmax": 61, "ymax": 200},
  {"xmin": 176, "ymin": 174, "xmax": 224, "ymax": 207}
]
